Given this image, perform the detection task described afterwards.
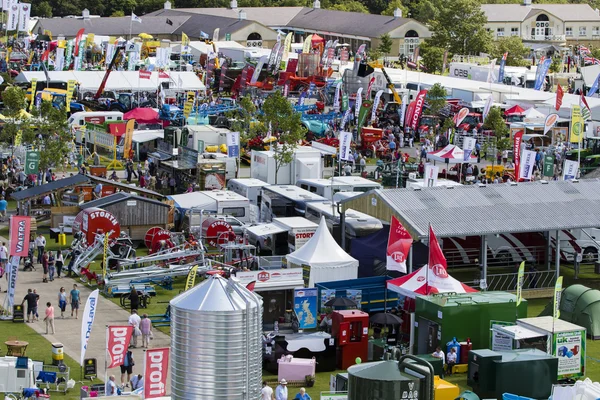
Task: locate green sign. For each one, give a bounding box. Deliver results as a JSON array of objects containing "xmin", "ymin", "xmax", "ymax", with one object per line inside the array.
[
  {"xmin": 25, "ymin": 151, "xmax": 40, "ymax": 174},
  {"xmin": 342, "ymin": 94, "xmax": 349, "ymax": 111},
  {"xmin": 543, "ymin": 155, "xmax": 555, "ymax": 177},
  {"xmin": 225, "ymin": 33, "xmax": 231, "ymax": 41},
  {"xmin": 197, "ymin": 140, "xmax": 205, "ymax": 154}
]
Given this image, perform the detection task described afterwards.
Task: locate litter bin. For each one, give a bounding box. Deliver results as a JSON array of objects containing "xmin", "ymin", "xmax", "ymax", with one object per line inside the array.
[{"xmin": 52, "ymin": 343, "xmax": 64, "ymax": 366}]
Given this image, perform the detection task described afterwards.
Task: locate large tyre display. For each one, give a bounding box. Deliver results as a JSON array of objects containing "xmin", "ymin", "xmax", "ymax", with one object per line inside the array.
[{"xmin": 73, "ymin": 207, "xmax": 121, "ymax": 246}]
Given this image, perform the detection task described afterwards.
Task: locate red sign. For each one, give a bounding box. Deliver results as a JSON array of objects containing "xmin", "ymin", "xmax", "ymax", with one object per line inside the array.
[
  {"xmin": 84, "ymin": 116, "xmax": 106, "ymax": 124},
  {"xmin": 513, "ymin": 130, "xmax": 524, "ymax": 181},
  {"xmin": 107, "ymin": 326, "xmax": 133, "ymax": 368},
  {"xmin": 555, "ymin": 84, "xmax": 564, "ymax": 111},
  {"xmin": 158, "ymin": 71, "xmax": 170, "ymax": 79},
  {"xmin": 410, "ymin": 90, "xmax": 428, "ymax": 131},
  {"xmin": 139, "ymin": 70, "xmax": 152, "ymax": 80},
  {"xmin": 286, "ymin": 58, "xmax": 298, "ymax": 73},
  {"xmin": 74, "ymin": 28, "xmax": 85, "ymax": 56},
  {"xmin": 386, "ymin": 215, "xmax": 413, "ymax": 273},
  {"xmin": 144, "ymin": 348, "xmax": 170, "ymax": 399},
  {"xmin": 9, "ymin": 216, "xmax": 31, "ymax": 257},
  {"xmin": 428, "ymin": 225, "xmax": 447, "ymax": 272}
]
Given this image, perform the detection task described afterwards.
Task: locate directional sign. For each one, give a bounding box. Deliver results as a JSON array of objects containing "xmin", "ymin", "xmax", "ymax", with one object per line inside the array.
[{"xmin": 25, "ymin": 151, "xmax": 40, "ymax": 174}]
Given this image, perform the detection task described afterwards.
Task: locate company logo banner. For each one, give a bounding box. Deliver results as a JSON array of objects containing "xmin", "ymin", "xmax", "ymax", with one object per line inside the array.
[
  {"xmin": 513, "ymin": 130, "xmax": 524, "ymax": 181},
  {"xmin": 519, "ymin": 149, "xmax": 536, "ymax": 180},
  {"xmin": 9, "ymin": 216, "xmax": 31, "ymax": 257},
  {"xmin": 563, "ymin": 160, "xmax": 579, "ymax": 180},
  {"xmin": 80, "ymin": 289, "xmax": 99, "ymax": 365},
  {"xmin": 144, "ymin": 348, "xmax": 170, "ymax": 399},
  {"xmin": 338, "ymin": 131, "xmax": 352, "ymax": 161},
  {"xmin": 386, "ymin": 215, "xmax": 413, "ymax": 273},
  {"xmin": 107, "ymin": 326, "xmax": 133, "ymax": 368},
  {"xmin": 410, "ymin": 90, "xmax": 428, "ymax": 130}
]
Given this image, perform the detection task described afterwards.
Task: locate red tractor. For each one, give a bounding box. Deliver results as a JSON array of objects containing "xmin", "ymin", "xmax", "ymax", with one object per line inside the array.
[{"xmin": 457, "ymin": 112, "xmax": 483, "ymax": 132}]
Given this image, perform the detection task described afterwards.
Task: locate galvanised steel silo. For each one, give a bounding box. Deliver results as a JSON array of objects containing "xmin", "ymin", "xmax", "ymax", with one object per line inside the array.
[{"xmin": 170, "ymin": 274, "xmax": 263, "ymax": 399}]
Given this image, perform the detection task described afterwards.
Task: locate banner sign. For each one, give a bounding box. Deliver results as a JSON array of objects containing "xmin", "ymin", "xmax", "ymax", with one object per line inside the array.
[
  {"xmin": 371, "ymin": 89, "xmax": 384, "ymax": 123},
  {"xmin": 513, "ymin": 130, "xmax": 524, "ymax": 181},
  {"xmin": 516, "ymin": 262, "xmax": 525, "ymax": 307},
  {"xmin": 123, "ymin": 119, "xmax": 135, "ymax": 159},
  {"xmin": 534, "ymin": 58, "xmax": 552, "ymax": 90},
  {"xmin": 554, "ymin": 276, "xmax": 563, "ymax": 320},
  {"xmin": 410, "ymin": 90, "xmax": 428, "ymax": 130},
  {"xmin": 144, "ymin": 348, "xmax": 170, "ymax": 399},
  {"xmin": 386, "ymin": 215, "xmax": 413, "ymax": 273},
  {"xmin": 356, "ymin": 100, "xmax": 373, "ymax": 132},
  {"xmin": 107, "ymin": 326, "xmax": 133, "ymax": 368},
  {"xmin": 519, "ymin": 149, "xmax": 536, "ymax": 180},
  {"xmin": 498, "ymin": 52, "xmax": 508, "ymax": 83},
  {"xmin": 9, "ymin": 216, "xmax": 31, "ymax": 257},
  {"xmin": 462, "ymin": 137, "xmax": 476, "ymax": 162},
  {"xmin": 563, "ymin": 160, "xmax": 579, "ymax": 180},
  {"xmin": 570, "ymin": 105, "xmax": 583, "ymax": 143},
  {"xmin": 346, "ymin": 290, "xmax": 362, "ymax": 310},
  {"xmin": 18, "ymin": 3, "xmax": 30, "ymax": 32},
  {"xmin": 544, "ymin": 113, "xmax": 559, "ymax": 135},
  {"xmin": 454, "ymin": 107, "xmax": 469, "ymax": 127},
  {"xmin": 338, "ymin": 131, "xmax": 352, "ymax": 161},
  {"xmin": 24, "ymin": 151, "xmax": 39, "ymax": 175},
  {"xmin": 355, "ymin": 88, "xmax": 363, "ymax": 120},
  {"xmin": 80, "ymin": 289, "xmax": 99, "ymax": 365},
  {"xmin": 424, "ymin": 164, "xmax": 439, "ymax": 187},
  {"xmin": 482, "ymin": 96, "xmax": 494, "ymax": 122},
  {"xmin": 543, "ymin": 155, "xmax": 555, "ymax": 177},
  {"xmin": 226, "ymin": 131, "xmax": 240, "ymax": 157},
  {"xmin": 333, "ymin": 82, "xmax": 342, "ymax": 113},
  {"xmin": 294, "ymin": 288, "xmax": 318, "ymax": 329}
]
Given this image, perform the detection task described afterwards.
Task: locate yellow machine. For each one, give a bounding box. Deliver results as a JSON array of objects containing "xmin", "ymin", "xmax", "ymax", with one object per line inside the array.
[
  {"xmin": 367, "ymin": 61, "xmax": 402, "ymax": 104},
  {"xmin": 139, "ymin": 33, "xmax": 160, "ymax": 58},
  {"xmin": 433, "ymin": 376, "xmax": 460, "ymax": 400}
]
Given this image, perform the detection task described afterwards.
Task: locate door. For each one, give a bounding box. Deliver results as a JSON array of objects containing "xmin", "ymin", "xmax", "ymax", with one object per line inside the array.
[
  {"xmin": 535, "ymin": 26, "xmax": 546, "ymax": 40},
  {"xmin": 427, "ymin": 322, "xmax": 440, "ymax": 353}
]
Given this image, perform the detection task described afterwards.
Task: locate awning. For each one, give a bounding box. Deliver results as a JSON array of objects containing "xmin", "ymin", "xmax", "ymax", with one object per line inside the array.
[
  {"xmin": 245, "ymin": 223, "xmax": 287, "ymax": 237},
  {"xmin": 133, "ymin": 130, "xmax": 164, "ymax": 143},
  {"xmin": 495, "ymin": 325, "xmax": 544, "ymax": 340}
]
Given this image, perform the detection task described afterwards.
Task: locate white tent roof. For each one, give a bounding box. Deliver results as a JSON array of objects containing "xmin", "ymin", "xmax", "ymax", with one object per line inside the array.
[
  {"xmin": 287, "ymin": 217, "xmax": 357, "ymax": 267},
  {"xmin": 168, "ymin": 192, "xmax": 216, "ymax": 211},
  {"xmin": 523, "ymin": 107, "xmax": 546, "ymax": 122},
  {"xmin": 13, "ymin": 71, "xmax": 205, "ymax": 92}
]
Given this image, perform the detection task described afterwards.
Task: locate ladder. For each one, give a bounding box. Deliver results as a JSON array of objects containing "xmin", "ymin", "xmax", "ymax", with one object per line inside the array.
[{"xmin": 118, "ymin": 244, "xmax": 205, "ymax": 269}]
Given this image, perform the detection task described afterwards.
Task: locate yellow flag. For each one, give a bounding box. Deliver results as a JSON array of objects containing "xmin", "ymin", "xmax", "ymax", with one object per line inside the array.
[
  {"xmin": 66, "ymin": 80, "xmax": 76, "ymax": 113},
  {"xmin": 85, "ymin": 33, "xmax": 95, "ymax": 48},
  {"xmin": 182, "ymin": 32, "xmax": 189, "ymax": 47},
  {"xmin": 283, "ymin": 32, "xmax": 293, "ymax": 59},
  {"xmin": 102, "ymin": 233, "xmax": 109, "ymax": 280},
  {"xmin": 302, "ymin": 35, "xmax": 313, "ymax": 54},
  {"xmin": 123, "ymin": 119, "xmax": 135, "ymax": 160},
  {"xmin": 29, "ymin": 78, "xmax": 37, "ymax": 109},
  {"xmin": 570, "ymin": 105, "xmax": 583, "ymax": 143},
  {"xmin": 516, "ymin": 261, "xmax": 525, "ymax": 306},
  {"xmin": 43, "ymin": 29, "xmax": 52, "ymax": 40},
  {"xmin": 58, "ymin": 40, "xmax": 66, "ymax": 48},
  {"xmin": 185, "ymin": 265, "xmax": 199, "ymax": 291},
  {"xmin": 553, "ymin": 276, "xmax": 563, "ymax": 320}
]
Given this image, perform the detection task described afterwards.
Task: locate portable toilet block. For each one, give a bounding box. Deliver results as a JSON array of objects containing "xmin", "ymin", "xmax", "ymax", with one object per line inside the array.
[{"xmin": 446, "ymin": 338, "xmax": 461, "ymax": 363}]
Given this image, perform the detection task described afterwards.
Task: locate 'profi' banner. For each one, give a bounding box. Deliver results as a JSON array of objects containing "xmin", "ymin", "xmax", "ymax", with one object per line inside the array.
[
  {"xmin": 144, "ymin": 348, "xmax": 170, "ymax": 399},
  {"xmin": 106, "ymin": 326, "xmax": 133, "ymax": 368}
]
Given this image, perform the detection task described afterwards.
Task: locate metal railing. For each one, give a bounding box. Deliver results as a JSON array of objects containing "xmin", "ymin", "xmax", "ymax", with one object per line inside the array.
[
  {"xmin": 465, "ymin": 270, "xmax": 556, "ymax": 291},
  {"xmin": 258, "ymin": 256, "xmax": 286, "ymax": 270},
  {"xmin": 522, "ymin": 34, "xmax": 566, "ymax": 41}
]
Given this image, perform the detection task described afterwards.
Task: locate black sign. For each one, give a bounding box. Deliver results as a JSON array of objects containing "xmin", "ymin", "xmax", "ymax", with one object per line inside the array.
[
  {"xmin": 13, "ymin": 305, "xmax": 24, "ymax": 323},
  {"xmin": 84, "ymin": 358, "xmax": 97, "ymax": 378}
]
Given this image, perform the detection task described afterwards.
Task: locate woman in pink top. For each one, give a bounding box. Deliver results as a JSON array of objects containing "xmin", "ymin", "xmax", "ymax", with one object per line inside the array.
[
  {"xmin": 44, "ymin": 302, "xmax": 55, "ymax": 335},
  {"xmin": 140, "ymin": 314, "xmax": 152, "ymax": 348}
]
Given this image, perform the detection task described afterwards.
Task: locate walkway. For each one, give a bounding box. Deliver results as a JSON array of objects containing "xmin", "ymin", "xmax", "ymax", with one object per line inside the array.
[{"xmin": 0, "ymin": 240, "xmax": 172, "ymax": 391}]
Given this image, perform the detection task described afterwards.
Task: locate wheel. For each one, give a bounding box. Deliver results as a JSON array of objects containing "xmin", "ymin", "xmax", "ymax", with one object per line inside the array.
[
  {"xmin": 364, "ymin": 148, "xmax": 374, "ymax": 158},
  {"xmin": 583, "ymin": 247, "xmax": 598, "ymax": 263},
  {"xmin": 495, "ymin": 251, "xmax": 512, "ymax": 265}
]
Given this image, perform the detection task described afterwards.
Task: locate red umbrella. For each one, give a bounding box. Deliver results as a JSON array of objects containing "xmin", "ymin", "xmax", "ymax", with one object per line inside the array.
[
  {"xmin": 311, "ymin": 34, "xmax": 324, "ymax": 44},
  {"xmin": 504, "ymin": 105, "xmax": 525, "ymax": 116},
  {"xmin": 123, "ymin": 108, "xmax": 160, "ymax": 124}
]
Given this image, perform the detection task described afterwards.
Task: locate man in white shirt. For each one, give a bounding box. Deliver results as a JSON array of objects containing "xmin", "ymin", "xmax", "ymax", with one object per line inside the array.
[
  {"xmin": 130, "ymin": 374, "xmax": 143, "ymax": 390},
  {"xmin": 275, "ymin": 379, "xmax": 288, "ymax": 400},
  {"xmin": 35, "ymin": 234, "xmax": 46, "ymax": 264},
  {"xmin": 105, "ymin": 375, "xmax": 118, "ymax": 396},
  {"xmin": 446, "ymin": 347, "xmax": 458, "ymax": 376},
  {"xmin": 261, "ymin": 381, "xmax": 274, "ymax": 400},
  {"xmin": 432, "ymin": 346, "xmax": 445, "ymax": 364},
  {"xmin": 0, "ymin": 242, "xmax": 8, "ymax": 270},
  {"xmin": 128, "ymin": 310, "xmax": 142, "ymax": 348}
]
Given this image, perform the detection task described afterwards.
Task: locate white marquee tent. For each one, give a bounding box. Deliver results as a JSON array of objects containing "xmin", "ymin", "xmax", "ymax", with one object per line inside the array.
[
  {"xmin": 13, "ymin": 71, "xmax": 205, "ymax": 93},
  {"xmin": 286, "ymin": 217, "xmax": 358, "ymax": 287}
]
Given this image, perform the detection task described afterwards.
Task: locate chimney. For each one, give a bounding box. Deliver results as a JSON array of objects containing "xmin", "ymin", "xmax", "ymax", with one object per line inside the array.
[
  {"xmin": 393, "ymin": 7, "xmax": 402, "ymax": 18},
  {"xmin": 230, "ymin": 0, "xmax": 237, "ymax": 9},
  {"xmin": 82, "ymin": 8, "xmax": 90, "ymax": 20},
  {"xmin": 164, "ymin": 0, "xmax": 171, "ymax": 9},
  {"xmin": 523, "ymin": 0, "xmax": 532, "ymax": 6},
  {"xmin": 313, "ymin": 0, "xmax": 320, "ymax": 9},
  {"xmin": 238, "ymin": 9, "xmax": 246, "ymax": 20}
]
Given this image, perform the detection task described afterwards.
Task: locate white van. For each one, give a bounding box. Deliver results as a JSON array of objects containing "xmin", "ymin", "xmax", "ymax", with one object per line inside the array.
[
  {"xmin": 296, "ymin": 176, "xmax": 382, "ymax": 198},
  {"xmin": 68, "ymin": 111, "xmax": 124, "ymax": 143},
  {"xmin": 201, "ymin": 153, "xmax": 237, "ymax": 180}
]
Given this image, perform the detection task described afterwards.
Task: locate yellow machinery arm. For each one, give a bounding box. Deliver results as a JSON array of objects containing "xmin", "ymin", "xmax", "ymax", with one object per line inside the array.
[{"xmin": 367, "ymin": 61, "xmax": 402, "ymax": 104}]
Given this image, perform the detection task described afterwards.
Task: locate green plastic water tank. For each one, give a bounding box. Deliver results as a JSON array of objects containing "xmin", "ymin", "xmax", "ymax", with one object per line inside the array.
[
  {"xmin": 348, "ymin": 360, "xmax": 420, "ymax": 400},
  {"xmin": 456, "ymin": 391, "xmax": 481, "ymax": 400}
]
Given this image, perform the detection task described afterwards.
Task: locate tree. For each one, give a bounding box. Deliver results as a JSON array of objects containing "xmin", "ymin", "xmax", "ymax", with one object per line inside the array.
[
  {"xmin": 329, "ymin": 0, "xmax": 369, "ymax": 13},
  {"xmin": 426, "ymin": 83, "xmax": 447, "ymax": 116},
  {"xmin": 489, "ymin": 36, "xmax": 530, "ymax": 67},
  {"xmin": 260, "ymin": 91, "xmax": 304, "ymax": 184},
  {"xmin": 549, "ymin": 56, "xmax": 563, "ymax": 73},
  {"xmin": 228, "ymin": 95, "xmax": 265, "ymax": 144},
  {"xmin": 419, "ymin": 41, "xmax": 446, "ymax": 74},
  {"xmin": 424, "ymin": 0, "xmax": 493, "ymax": 55},
  {"xmin": 381, "ymin": 0, "xmax": 408, "ymax": 16},
  {"xmin": 377, "ymin": 34, "xmax": 393, "ymax": 58},
  {"xmin": 482, "ymin": 106, "xmax": 511, "ymax": 168},
  {"xmin": 32, "ymin": 1, "xmax": 53, "ymax": 17}
]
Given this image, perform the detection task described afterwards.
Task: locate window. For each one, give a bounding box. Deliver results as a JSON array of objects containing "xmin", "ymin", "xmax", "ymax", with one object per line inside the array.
[
  {"xmin": 497, "ymin": 27, "xmax": 505, "ymax": 37},
  {"xmin": 580, "ymin": 26, "xmax": 587, "ymax": 36},
  {"xmin": 222, "ymin": 207, "xmax": 246, "ymax": 217},
  {"xmin": 511, "ymin": 27, "xmax": 519, "ymax": 36},
  {"xmin": 593, "ymin": 27, "xmax": 600, "ymax": 35},
  {"xmin": 566, "ymin": 27, "xmax": 573, "ymax": 36}
]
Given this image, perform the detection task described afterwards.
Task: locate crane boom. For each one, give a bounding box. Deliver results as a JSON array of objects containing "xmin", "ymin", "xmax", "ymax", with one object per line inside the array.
[
  {"xmin": 367, "ymin": 61, "xmax": 402, "ymax": 104},
  {"xmin": 94, "ymin": 46, "xmax": 125, "ymax": 99}
]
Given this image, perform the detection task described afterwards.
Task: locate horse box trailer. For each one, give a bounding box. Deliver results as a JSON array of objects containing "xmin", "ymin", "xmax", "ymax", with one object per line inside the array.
[
  {"xmin": 0, "ymin": 356, "xmax": 36, "ymax": 393},
  {"xmin": 251, "ymin": 147, "xmax": 322, "ymax": 185}
]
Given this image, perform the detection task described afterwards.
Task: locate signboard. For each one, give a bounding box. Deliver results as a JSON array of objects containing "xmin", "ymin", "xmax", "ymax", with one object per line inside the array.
[
  {"xmin": 227, "ymin": 131, "xmax": 240, "ymax": 158},
  {"xmin": 235, "ymin": 268, "xmax": 303, "ymax": 290},
  {"xmin": 321, "ymin": 289, "xmax": 336, "ymax": 311},
  {"xmin": 490, "ymin": 320, "xmax": 514, "ymax": 348},
  {"xmin": 291, "ymin": 227, "xmax": 316, "ymax": 252},
  {"xmin": 225, "ymin": 33, "xmax": 231, "ymax": 41},
  {"xmin": 553, "ymin": 330, "xmax": 585, "ymax": 380},
  {"xmin": 543, "ymin": 155, "xmax": 555, "ymax": 177},
  {"xmin": 25, "ymin": 151, "xmax": 40, "ymax": 174},
  {"xmin": 83, "ymin": 358, "xmax": 97, "ymax": 379},
  {"xmin": 294, "ymin": 288, "xmax": 318, "ymax": 329},
  {"xmin": 491, "ymin": 329, "xmax": 513, "ymax": 351},
  {"xmin": 180, "ymin": 146, "xmax": 199, "ymax": 166},
  {"xmin": 346, "ymin": 289, "xmax": 362, "ymax": 309}
]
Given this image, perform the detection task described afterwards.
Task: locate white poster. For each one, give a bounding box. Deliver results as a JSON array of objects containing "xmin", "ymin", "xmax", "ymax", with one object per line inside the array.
[
  {"xmin": 338, "ymin": 131, "xmax": 352, "ymax": 161},
  {"xmin": 424, "ymin": 164, "xmax": 439, "ymax": 187},
  {"xmin": 491, "ymin": 330, "xmax": 513, "ymax": 351},
  {"xmin": 371, "ymin": 89, "xmax": 384, "ymax": 123},
  {"xmin": 80, "ymin": 289, "xmax": 99, "ymax": 365},
  {"xmin": 563, "ymin": 160, "xmax": 579, "ymax": 180},
  {"xmin": 482, "ymin": 95, "xmax": 494, "ymax": 122},
  {"xmin": 519, "ymin": 149, "xmax": 536, "ymax": 180},
  {"xmin": 7, "ymin": 2, "xmax": 19, "ymax": 31},
  {"xmin": 554, "ymin": 330, "xmax": 583, "ymax": 378},
  {"xmin": 6, "ymin": 256, "xmax": 20, "ymax": 313},
  {"xmin": 399, "ymin": 94, "xmax": 408, "ymax": 126},
  {"xmin": 355, "ymin": 87, "xmax": 363, "ymax": 120},
  {"xmin": 462, "ymin": 137, "xmax": 476, "ymax": 162},
  {"xmin": 17, "ymin": 2, "xmax": 29, "ymax": 32},
  {"xmin": 105, "ymin": 44, "xmax": 115, "ymax": 67},
  {"xmin": 54, "ymin": 47, "xmax": 64, "ymax": 71}
]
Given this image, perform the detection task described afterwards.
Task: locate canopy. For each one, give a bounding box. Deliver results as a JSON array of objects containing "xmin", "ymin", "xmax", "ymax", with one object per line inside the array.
[
  {"xmin": 287, "ymin": 217, "xmax": 358, "ymax": 287},
  {"xmin": 505, "ymin": 105, "xmax": 525, "ymax": 116},
  {"xmin": 386, "ymin": 265, "xmax": 478, "ymax": 298},
  {"xmin": 124, "ymin": 108, "xmax": 160, "ymax": 124},
  {"xmin": 523, "ymin": 107, "xmax": 545, "ymax": 122},
  {"xmin": 132, "ymin": 130, "xmax": 164, "ymax": 143},
  {"xmin": 426, "ymin": 144, "xmax": 477, "ymax": 164},
  {"xmin": 540, "ymin": 284, "xmax": 600, "ymax": 339},
  {"xmin": 312, "ymin": 34, "xmax": 324, "ymax": 44}
]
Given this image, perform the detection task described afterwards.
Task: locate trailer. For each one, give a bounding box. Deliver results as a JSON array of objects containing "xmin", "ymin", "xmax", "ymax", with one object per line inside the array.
[
  {"xmin": 296, "ymin": 177, "xmax": 381, "ymax": 199},
  {"xmin": 0, "ymin": 356, "xmax": 36, "ymax": 394},
  {"xmin": 315, "ymin": 276, "xmax": 399, "ymax": 313},
  {"xmin": 244, "ymin": 216, "xmax": 318, "ymax": 255},
  {"xmin": 260, "ymin": 185, "xmax": 326, "ymax": 222},
  {"xmin": 250, "ymin": 146, "xmax": 322, "ymax": 185}
]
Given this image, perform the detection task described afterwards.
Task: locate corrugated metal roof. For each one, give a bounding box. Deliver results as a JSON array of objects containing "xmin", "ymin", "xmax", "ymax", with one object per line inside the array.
[
  {"xmin": 148, "ymin": 7, "xmax": 305, "ymax": 27},
  {"xmin": 350, "ymin": 180, "xmax": 600, "ymax": 240},
  {"xmin": 147, "ymin": 9, "xmax": 258, "ymax": 37},
  {"xmin": 80, "ymin": 192, "xmax": 169, "ymax": 209},
  {"xmin": 33, "ymin": 16, "xmax": 190, "ymax": 37},
  {"xmin": 11, "ymin": 174, "xmax": 90, "ymax": 201}
]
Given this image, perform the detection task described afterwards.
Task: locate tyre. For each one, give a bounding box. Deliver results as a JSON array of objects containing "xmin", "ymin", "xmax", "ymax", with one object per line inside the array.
[
  {"xmin": 583, "ymin": 247, "xmax": 598, "ymax": 263},
  {"xmin": 495, "ymin": 251, "xmax": 512, "ymax": 265}
]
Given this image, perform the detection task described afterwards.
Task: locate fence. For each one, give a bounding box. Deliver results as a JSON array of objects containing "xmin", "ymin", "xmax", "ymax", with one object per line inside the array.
[{"xmin": 464, "ymin": 270, "xmax": 557, "ymax": 291}]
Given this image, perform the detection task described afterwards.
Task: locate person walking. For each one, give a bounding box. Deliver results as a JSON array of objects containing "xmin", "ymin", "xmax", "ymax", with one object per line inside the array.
[
  {"xmin": 41, "ymin": 251, "xmax": 49, "ymax": 283},
  {"xmin": 70, "ymin": 284, "xmax": 80, "ymax": 319},
  {"xmin": 261, "ymin": 381, "xmax": 275, "ymax": 400},
  {"xmin": 55, "ymin": 250, "xmax": 63, "ymax": 278},
  {"xmin": 120, "ymin": 350, "xmax": 135, "ymax": 389},
  {"xmin": 47, "ymin": 251, "xmax": 55, "ymax": 281},
  {"xmin": 35, "ymin": 233, "xmax": 46, "ymax": 264},
  {"xmin": 140, "ymin": 314, "xmax": 152, "ymax": 348},
  {"xmin": 128, "ymin": 310, "xmax": 142, "ymax": 348},
  {"xmin": 22, "ymin": 289, "xmax": 38, "ymax": 323},
  {"xmin": 58, "ymin": 287, "xmax": 67, "ymax": 318},
  {"xmin": 44, "ymin": 302, "xmax": 55, "ymax": 335},
  {"xmin": 275, "ymin": 379, "xmax": 288, "ymax": 400},
  {"xmin": 129, "ymin": 288, "xmax": 139, "ymax": 313},
  {"xmin": 0, "ymin": 242, "xmax": 7, "ymax": 272}
]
